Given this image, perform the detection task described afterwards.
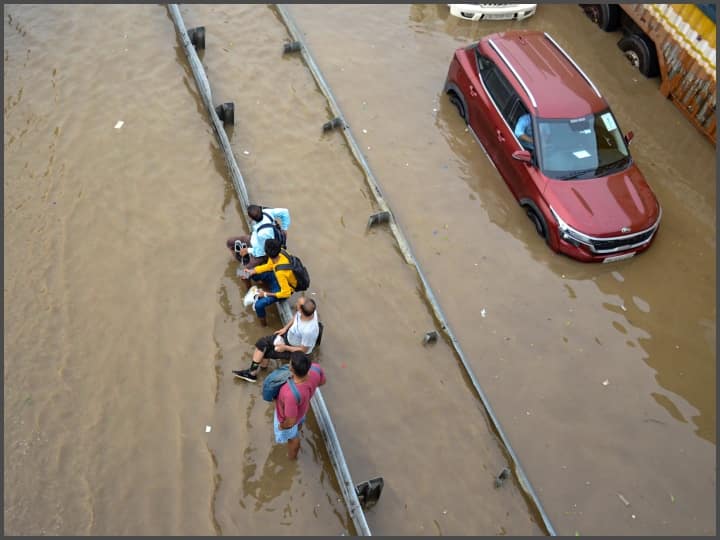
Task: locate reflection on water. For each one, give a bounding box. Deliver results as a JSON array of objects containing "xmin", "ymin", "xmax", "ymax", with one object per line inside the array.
[{"xmin": 241, "ymin": 435, "xmax": 300, "ymax": 513}]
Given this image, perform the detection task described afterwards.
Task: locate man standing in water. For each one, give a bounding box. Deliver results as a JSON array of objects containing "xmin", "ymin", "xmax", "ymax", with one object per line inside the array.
[{"xmin": 274, "ymin": 352, "xmax": 313, "ymax": 460}]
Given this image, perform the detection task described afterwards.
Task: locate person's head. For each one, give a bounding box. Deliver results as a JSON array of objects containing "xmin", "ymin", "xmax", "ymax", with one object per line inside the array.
[
  {"xmin": 297, "ymin": 297, "xmax": 316, "ymax": 317},
  {"xmin": 247, "ymin": 204, "xmax": 263, "ymax": 222},
  {"xmin": 289, "ymin": 351, "xmax": 310, "ymax": 377},
  {"xmin": 264, "ymin": 238, "xmax": 281, "ymax": 258}
]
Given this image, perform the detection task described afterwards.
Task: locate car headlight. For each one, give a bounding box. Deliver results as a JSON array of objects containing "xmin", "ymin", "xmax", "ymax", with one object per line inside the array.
[{"xmin": 549, "ymin": 206, "xmax": 593, "ymax": 247}]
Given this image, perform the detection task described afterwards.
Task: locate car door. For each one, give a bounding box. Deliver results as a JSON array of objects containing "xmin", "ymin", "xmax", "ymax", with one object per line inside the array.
[
  {"xmin": 476, "ymin": 57, "xmax": 526, "ymax": 199},
  {"xmin": 463, "ymin": 49, "xmax": 495, "ymax": 153},
  {"xmin": 502, "ymin": 98, "xmax": 537, "ymax": 201}
]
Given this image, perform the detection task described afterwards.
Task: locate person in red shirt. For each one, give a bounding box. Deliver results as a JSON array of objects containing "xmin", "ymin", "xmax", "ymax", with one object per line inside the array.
[
  {"xmin": 296, "ymin": 354, "xmax": 326, "ymax": 431},
  {"xmin": 274, "ymin": 352, "xmax": 314, "ymax": 460}
]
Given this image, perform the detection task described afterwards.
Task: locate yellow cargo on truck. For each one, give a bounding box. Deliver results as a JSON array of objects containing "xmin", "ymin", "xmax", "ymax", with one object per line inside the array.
[{"xmin": 581, "ymin": 4, "xmax": 716, "ymax": 145}]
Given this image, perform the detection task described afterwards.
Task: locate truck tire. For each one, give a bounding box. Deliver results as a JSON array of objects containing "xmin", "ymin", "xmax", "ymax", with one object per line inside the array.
[
  {"xmin": 583, "ymin": 4, "xmax": 620, "ymax": 31},
  {"xmin": 618, "ymin": 34, "xmax": 660, "ymax": 78}
]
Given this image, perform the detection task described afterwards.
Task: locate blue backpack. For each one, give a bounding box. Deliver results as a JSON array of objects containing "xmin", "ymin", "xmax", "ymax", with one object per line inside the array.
[{"xmin": 261, "ymin": 364, "xmax": 322, "ymax": 402}]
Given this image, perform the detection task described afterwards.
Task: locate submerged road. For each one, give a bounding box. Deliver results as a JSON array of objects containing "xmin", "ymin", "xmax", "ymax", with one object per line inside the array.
[{"xmin": 4, "ymin": 4, "xmax": 714, "ymax": 536}]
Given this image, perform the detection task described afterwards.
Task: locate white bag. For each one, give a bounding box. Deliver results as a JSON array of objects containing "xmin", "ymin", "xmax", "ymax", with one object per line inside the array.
[{"xmin": 243, "ymin": 285, "xmax": 260, "ymax": 308}]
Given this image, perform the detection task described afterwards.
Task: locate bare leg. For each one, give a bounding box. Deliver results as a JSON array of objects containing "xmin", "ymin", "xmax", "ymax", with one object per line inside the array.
[{"xmin": 287, "ymin": 437, "xmax": 300, "ymax": 460}]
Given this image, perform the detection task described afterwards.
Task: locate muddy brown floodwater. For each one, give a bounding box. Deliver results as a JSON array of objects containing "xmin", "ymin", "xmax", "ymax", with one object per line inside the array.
[{"xmin": 4, "ymin": 3, "xmax": 715, "ymax": 537}]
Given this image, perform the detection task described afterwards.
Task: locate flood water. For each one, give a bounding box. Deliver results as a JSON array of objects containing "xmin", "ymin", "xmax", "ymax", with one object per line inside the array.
[{"xmin": 4, "ymin": 3, "xmax": 715, "ymax": 536}]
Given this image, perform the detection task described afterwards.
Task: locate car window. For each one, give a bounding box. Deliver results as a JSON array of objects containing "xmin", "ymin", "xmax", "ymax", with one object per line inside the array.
[
  {"xmin": 475, "ymin": 50, "xmax": 494, "ymax": 73},
  {"xmin": 507, "ymin": 100, "xmax": 528, "ymax": 134},
  {"xmin": 478, "ymin": 59, "xmax": 515, "ymax": 116},
  {"xmin": 536, "ymin": 110, "xmax": 631, "ymax": 180}
]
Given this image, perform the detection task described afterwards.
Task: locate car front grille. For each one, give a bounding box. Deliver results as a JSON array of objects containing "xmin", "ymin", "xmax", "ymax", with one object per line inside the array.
[{"xmin": 589, "ymin": 227, "xmax": 656, "ymax": 253}]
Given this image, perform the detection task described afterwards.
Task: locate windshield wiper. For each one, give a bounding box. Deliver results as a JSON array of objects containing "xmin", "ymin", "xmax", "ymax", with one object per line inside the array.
[
  {"xmin": 595, "ymin": 157, "xmax": 630, "ymax": 176},
  {"xmin": 557, "ymin": 168, "xmax": 595, "ymax": 180}
]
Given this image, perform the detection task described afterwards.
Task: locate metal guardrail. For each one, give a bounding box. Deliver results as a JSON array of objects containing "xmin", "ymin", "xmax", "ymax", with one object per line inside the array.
[
  {"xmin": 273, "ymin": 4, "xmax": 557, "ymax": 536},
  {"xmin": 167, "ymin": 4, "xmax": 372, "ymax": 535}
]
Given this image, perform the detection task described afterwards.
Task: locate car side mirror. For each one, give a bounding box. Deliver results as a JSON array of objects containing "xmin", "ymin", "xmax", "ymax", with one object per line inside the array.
[
  {"xmin": 624, "ymin": 131, "xmax": 634, "ymax": 145},
  {"xmin": 512, "ymin": 150, "xmax": 533, "ymax": 163}
]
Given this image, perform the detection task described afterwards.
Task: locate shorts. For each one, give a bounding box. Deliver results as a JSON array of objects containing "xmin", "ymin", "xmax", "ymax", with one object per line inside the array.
[
  {"xmin": 256, "ymin": 334, "xmax": 292, "ymax": 361},
  {"xmin": 274, "ymin": 409, "xmax": 298, "ymax": 444}
]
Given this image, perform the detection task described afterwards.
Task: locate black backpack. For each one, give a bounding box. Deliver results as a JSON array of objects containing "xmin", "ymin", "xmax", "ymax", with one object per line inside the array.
[
  {"xmin": 315, "ymin": 321, "xmax": 324, "ymax": 347},
  {"xmin": 257, "ymin": 212, "xmax": 287, "ymax": 249},
  {"xmin": 276, "ymin": 249, "xmax": 310, "ymax": 291}
]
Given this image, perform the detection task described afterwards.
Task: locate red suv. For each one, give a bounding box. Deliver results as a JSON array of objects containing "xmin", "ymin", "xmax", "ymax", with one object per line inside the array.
[{"xmin": 444, "ymin": 30, "xmax": 661, "ymax": 263}]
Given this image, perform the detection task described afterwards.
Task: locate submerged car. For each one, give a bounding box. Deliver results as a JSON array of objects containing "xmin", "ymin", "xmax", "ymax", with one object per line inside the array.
[
  {"xmin": 444, "ymin": 30, "xmax": 661, "ymax": 263},
  {"xmin": 448, "ymin": 4, "xmax": 537, "ymax": 21}
]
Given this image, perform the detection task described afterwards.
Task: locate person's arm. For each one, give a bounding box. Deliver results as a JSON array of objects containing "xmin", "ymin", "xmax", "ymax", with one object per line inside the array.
[
  {"xmin": 274, "ymin": 317, "xmax": 294, "ymax": 336},
  {"xmin": 277, "ymin": 342, "xmax": 309, "ymax": 353},
  {"xmin": 271, "ymin": 208, "xmax": 291, "ymax": 231},
  {"xmin": 247, "ymin": 229, "xmax": 265, "ymax": 258},
  {"xmin": 278, "ymin": 389, "xmax": 299, "ymax": 429},
  {"xmin": 249, "ymin": 260, "xmax": 271, "ymax": 276},
  {"xmin": 514, "ymin": 115, "xmax": 533, "ymax": 144},
  {"xmin": 259, "ymin": 271, "xmax": 292, "ymax": 300},
  {"xmin": 279, "ymin": 415, "xmax": 297, "ymax": 429}
]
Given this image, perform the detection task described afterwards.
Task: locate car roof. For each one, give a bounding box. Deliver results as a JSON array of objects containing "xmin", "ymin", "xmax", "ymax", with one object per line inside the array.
[{"xmin": 481, "ymin": 30, "xmax": 608, "ymax": 118}]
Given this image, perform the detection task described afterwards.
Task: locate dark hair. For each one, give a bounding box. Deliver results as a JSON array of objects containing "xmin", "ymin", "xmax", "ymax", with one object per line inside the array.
[
  {"xmin": 300, "ymin": 298, "xmax": 316, "ymax": 317},
  {"xmin": 290, "ymin": 351, "xmax": 310, "ymax": 377},
  {"xmin": 247, "ymin": 204, "xmax": 263, "ymax": 222},
  {"xmin": 265, "ymin": 238, "xmax": 281, "ymax": 258}
]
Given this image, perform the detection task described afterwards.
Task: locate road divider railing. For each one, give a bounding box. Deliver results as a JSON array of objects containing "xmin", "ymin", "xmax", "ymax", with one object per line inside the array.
[
  {"xmin": 273, "ymin": 4, "xmax": 556, "ymax": 536},
  {"xmin": 167, "ymin": 4, "xmax": 379, "ymax": 535}
]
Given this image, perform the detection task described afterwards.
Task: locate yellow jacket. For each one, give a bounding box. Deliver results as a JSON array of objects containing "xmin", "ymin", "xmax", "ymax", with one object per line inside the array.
[{"xmin": 254, "ymin": 253, "xmax": 297, "ymax": 299}]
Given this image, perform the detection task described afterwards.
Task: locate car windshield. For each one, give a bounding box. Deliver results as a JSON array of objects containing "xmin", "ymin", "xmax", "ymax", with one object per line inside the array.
[{"xmin": 535, "ymin": 110, "xmax": 631, "ymax": 180}]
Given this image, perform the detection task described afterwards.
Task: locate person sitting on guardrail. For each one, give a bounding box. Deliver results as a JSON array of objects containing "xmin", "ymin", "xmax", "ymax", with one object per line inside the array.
[
  {"xmin": 241, "ymin": 238, "xmax": 297, "ymax": 326},
  {"xmin": 226, "ymin": 204, "xmax": 290, "ymax": 272},
  {"xmin": 233, "ymin": 297, "xmax": 319, "ymax": 382}
]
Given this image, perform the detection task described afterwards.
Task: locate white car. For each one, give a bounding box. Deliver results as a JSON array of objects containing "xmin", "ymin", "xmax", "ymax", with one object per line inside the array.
[{"xmin": 448, "ymin": 4, "xmax": 537, "ymax": 21}]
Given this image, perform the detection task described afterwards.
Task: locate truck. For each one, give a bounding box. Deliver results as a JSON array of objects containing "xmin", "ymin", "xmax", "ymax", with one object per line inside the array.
[{"xmin": 580, "ymin": 4, "xmax": 716, "ymax": 145}]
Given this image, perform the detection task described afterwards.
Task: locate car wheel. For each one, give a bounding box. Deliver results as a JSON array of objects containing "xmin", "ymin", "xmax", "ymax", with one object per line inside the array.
[
  {"xmin": 526, "ymin": 207, "xmax": 548, "ymax": 241},
  {"xmin": 583, "ymin": 4, "xmax": 620, "ymax": 32},
  {"xmin": 448, "ymin": 90, "xmax": 467, "ymax": 122},
  {"xmin": 618, "ymin": 34, "xmax": 659, "ymax": 78}
]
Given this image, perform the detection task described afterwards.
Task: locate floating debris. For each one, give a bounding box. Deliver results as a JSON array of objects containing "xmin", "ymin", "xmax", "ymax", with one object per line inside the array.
[
  {"xmin": 480, "ymin": 309, "xmax": 487, "ymax": 318},
  {"xmin": 494, "ymin": 468, "xmax": 511, "ymax": 488},
  {"xmin": 205, "ymin": 425, "xmax": 212, "ymax": 433},
  {"xmin": 602, "ymin": 379, "xmax": 609, "ymax": 386},
  {"xmin": 114, "ymin": 120, "xmax": 124, "ymax": 129},
  {"xmin": 618, "ymin": 493, "xmax": 630, "ymax": 506}
]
